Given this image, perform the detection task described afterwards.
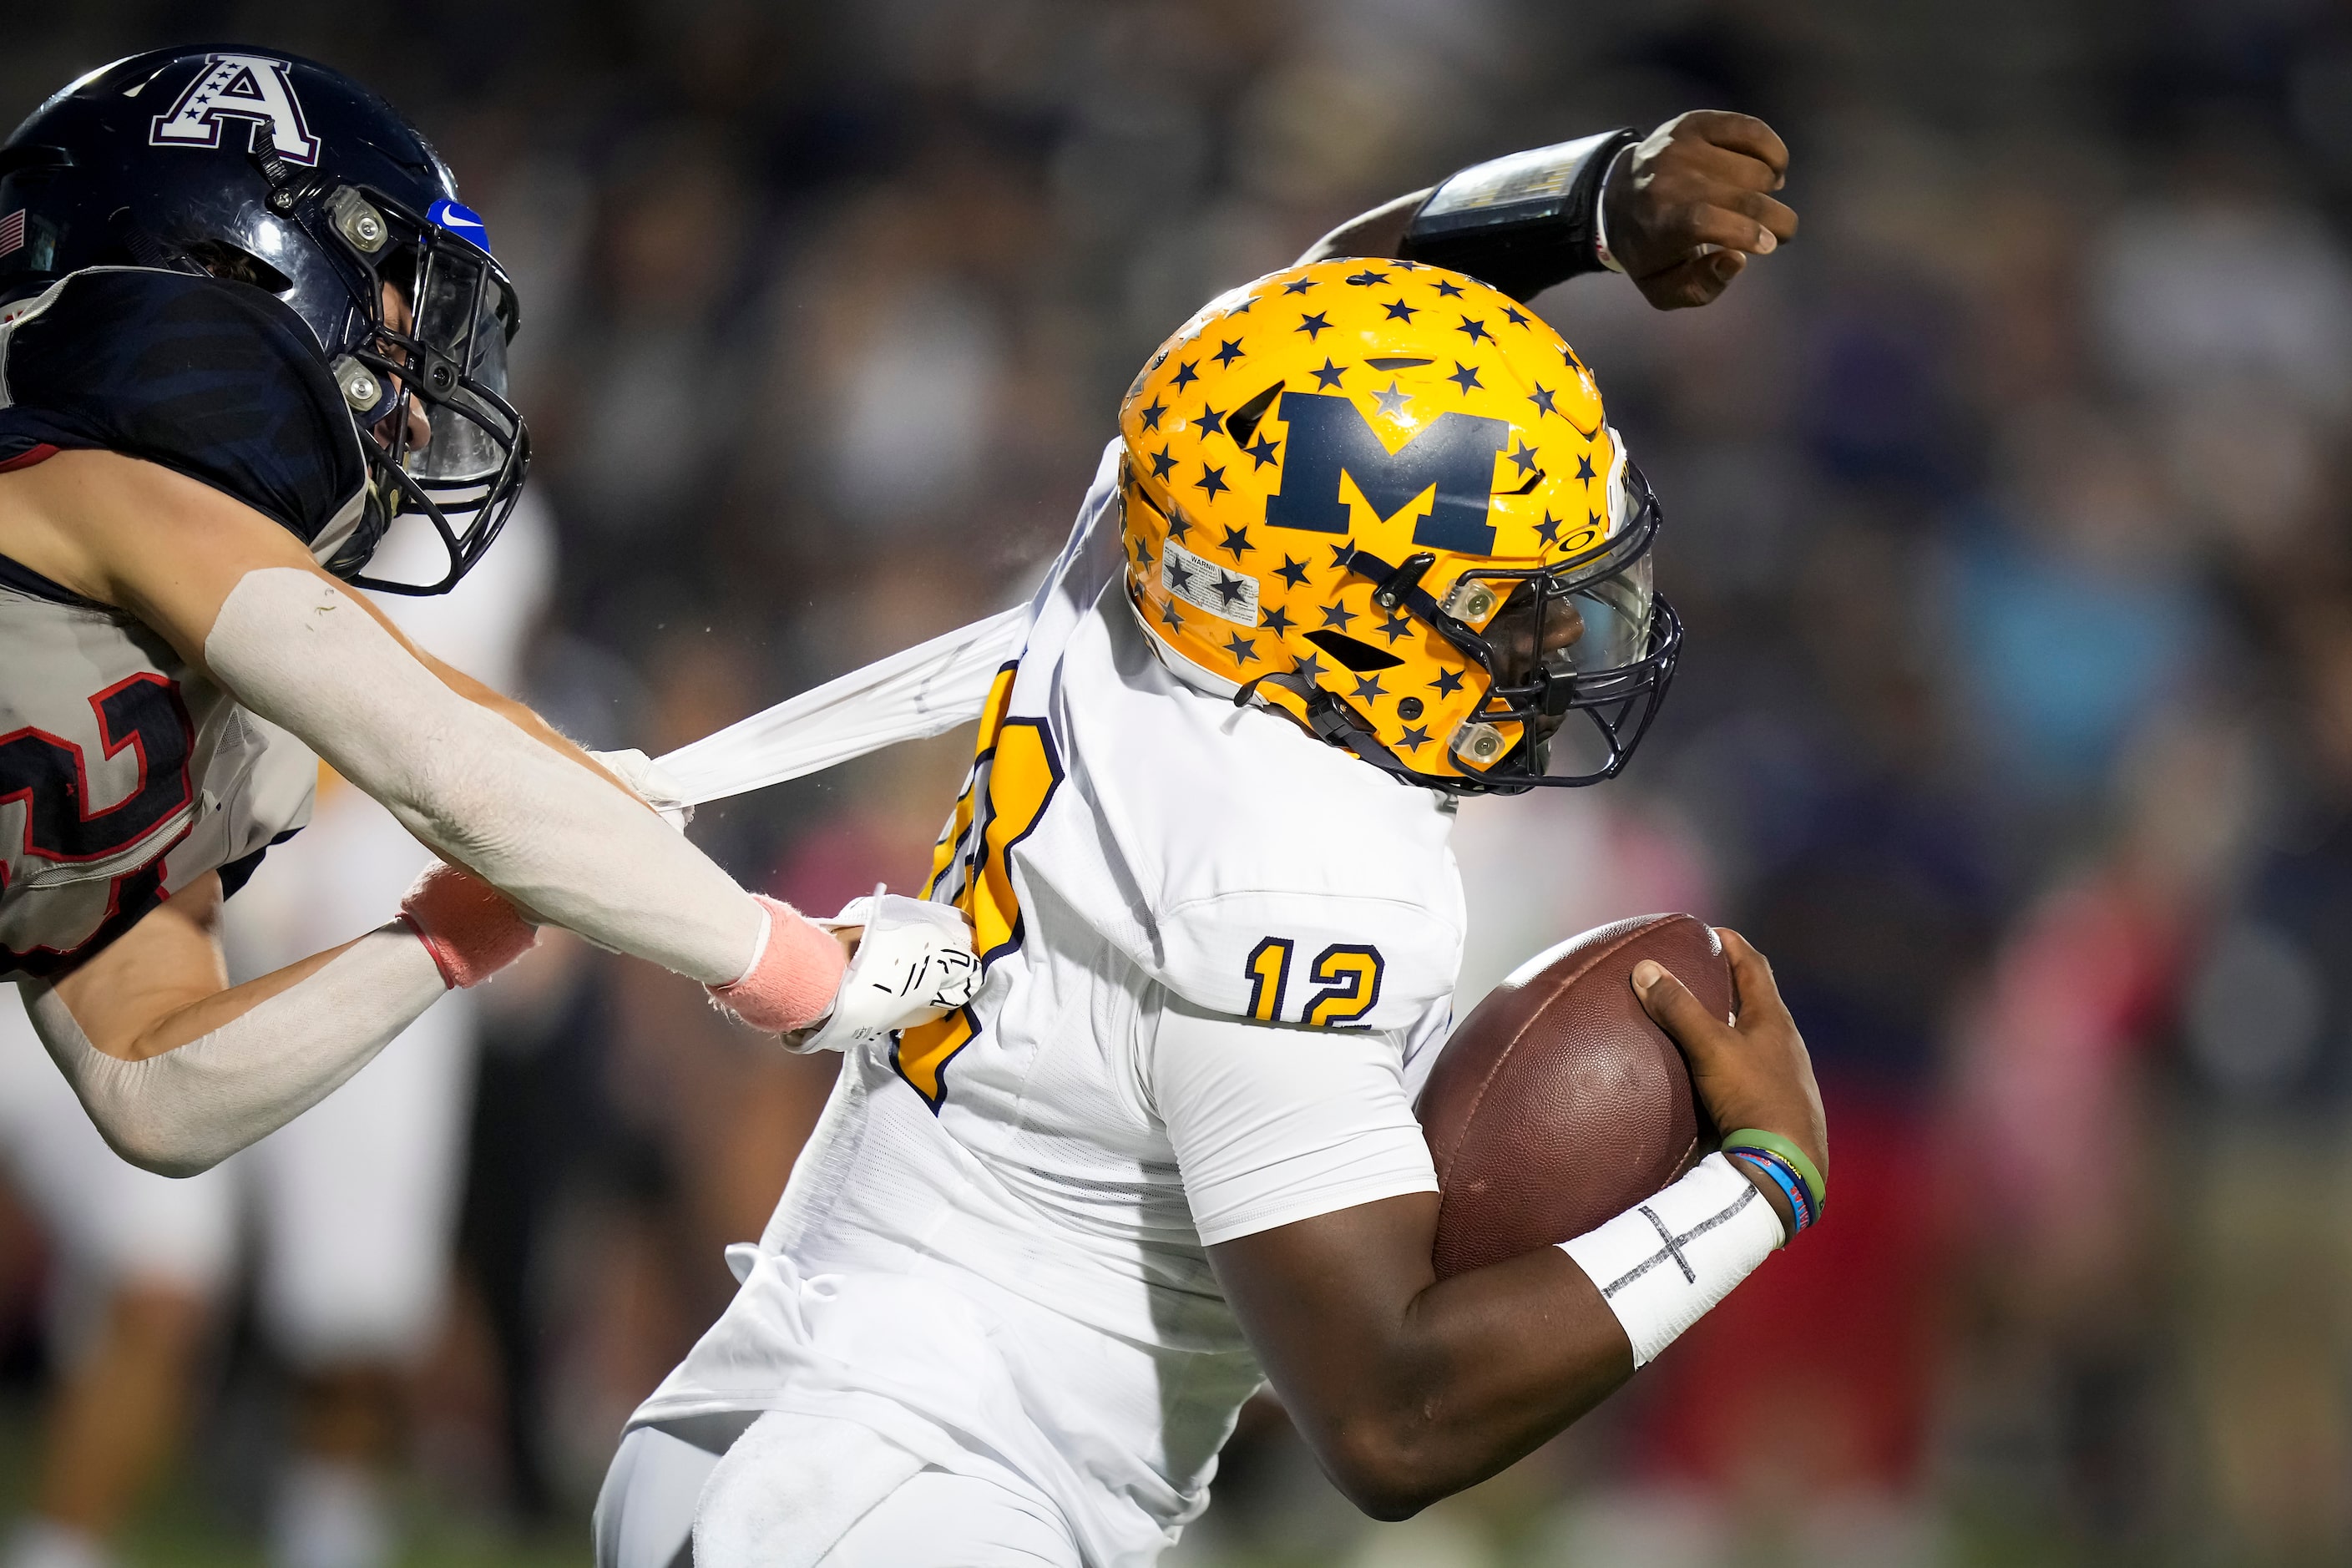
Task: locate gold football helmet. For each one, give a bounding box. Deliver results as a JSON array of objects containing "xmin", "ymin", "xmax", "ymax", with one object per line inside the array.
[{"xmin": 1116, "ymin": 256, "xmax": 1678, "ymax": 791}]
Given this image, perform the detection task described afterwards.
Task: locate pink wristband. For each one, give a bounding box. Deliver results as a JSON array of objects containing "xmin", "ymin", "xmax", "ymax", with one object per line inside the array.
[
  {"xmin": 706, "ymin": 895, "xmax": 847, "ymax": 1033},
  {"xmin": 399, "ymin": 862, "xmax": 539, "ymax": 989}
]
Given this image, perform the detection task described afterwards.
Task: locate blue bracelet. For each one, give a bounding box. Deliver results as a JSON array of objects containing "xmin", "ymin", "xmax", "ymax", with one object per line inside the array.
[{"xmin": 1726, "ymin": 1146, "xmax": 1813, "ymax": 1238}]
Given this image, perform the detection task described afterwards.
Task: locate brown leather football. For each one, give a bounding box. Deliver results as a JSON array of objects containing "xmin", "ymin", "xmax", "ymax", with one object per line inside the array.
[{"xmin": 1419, "ymin": 913, "xmax": 1729, "ymax": 1278}]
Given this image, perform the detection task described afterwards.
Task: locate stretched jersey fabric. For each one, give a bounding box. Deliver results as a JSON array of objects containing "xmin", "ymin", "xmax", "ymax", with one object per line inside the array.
[
  {"xmin": 627, "ymin": 444, "xmax": 1465, "ymax": 1565},
  {"xmin": 0, "ymin": 269, "xmax": 362, "ymax": 976}
]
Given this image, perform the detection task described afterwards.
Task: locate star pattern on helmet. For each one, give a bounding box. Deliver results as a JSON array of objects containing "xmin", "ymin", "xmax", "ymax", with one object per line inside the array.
[
  {"xmin": 1329, "ymin": 540, "xmax": 1358, "ymax": 571},
  {"xmin": 1433, "ymin": 277, "xmax": 1464, "ymax": 297},
  {"xmin": 1166, "ymin": 556, "xmax": 1196, "ymax": 592},
  {"xmin": 1311, "ymin": 358, "xmax": 1347, "ymax": 389},
  {"xmin": 1223, "ymin": 632, "xmax": 1259, "ymax": 665},
  {"xmin": 1296, "ymin": 311, "xmax": 1332, "ymax": 340},
  {"xmin": 1227, "ymin": 296, "xmax": 1257, "ymax": 315},
  {"xmin": 1213, "ymin": 571, "xmax": 1249, "ymax": 608},
  {"xmin": 1196, "ymin": 464, "xmax": 1230, "ymax": 501},
  {"xmin": 1383, "ymin": 299, "xmax": 1419, "ymax": 322},
  {"xmin": 1373, "ymin": 380, "xmax": 1413, "ymax": 417},
  {"xmin": 1507, "ymin": 439, "xmax": 1540, "ymax": 476},
  {"xmin": 1352, "ymin": 674, "xmax": 1388, "ymax": 703},
  {"xmin": 1447, "ymin": 362, "xmax": 1483, "ymax": 393},
  {"xmin": 1149, "ymin": 446, "xmax": 1178, "ymax": 481},
  {"xmin": 1243, "ymin": 434, "xmax": 1281, "ymax": 469},
  {"xmin": 1282, "ymin": 276, "xmax": 1318, "ymax": 295},
  {"xmin": 1161, "ymin": 601, "xmax": 1185, "ymax": 633},
  {"xmin": 1213, "ymin": 337, "xmax": 1246, "ymax": 367},
  {"xmin": 1527, "ymin": 383, "xmax": 1558, "ymax": 417},
  {"xmin": 1399, "ymin": 724, "xmax": 1432, "ymax": 751},
  {"xmin": 1131, "ymin": 534, "xmax": 1154, "ymax": 566},
  {"xmin": 1535, "ymin": 511, "xmax": 1562, "ymax": 546},
  {"xmin": 1376, "ymin": 612, "xmax": 1412, "ymax": 644},
  {"xmin": 1576, "ymin": 453, "xmax": 1596, "ymax": 483},
  {"xmin": 1141, "ymin": 397, "xmax": 1166, "ymax": 431},
  {"xmin": 1345, "ymin": 268, "xmax": 1390, "ymax": 286},
  {"xmin": 1456, "ymin": 316, "xmax": 1492, "ymax": 344},
  {"xmin": 1261, "ymin": 604, "xmax": 1295, "ymax": 635},
  {"xmin": 1171, "ymin": 360, "xmax": 1199, "ymax": 391},
  {"xmin": 1166, "ymin": 511, "xmax": 1193, "ymax": 543},
  {"xmin": 1198, "ymin": 404, "xmax": 1226, "ymax": 438},
  {"xmin": 1503, "ymin": 305, "xmax": 1530, "ymax": 327},
  {"xmin": 1292, "ymin": 652, "xmax": 1328, "ymax": 684},
  {"xmin": 1430, "ymin": 668, "xmax": 1466, "ymax": 696},
  {"xmin": 1275, "ymin": 555, "xmax": 1313, "ymax": 589},
  {"xmin": 1587, "ymin": 508, "xmax": 1602, "ymax": 534},
  {"xmin": 1218, "ymin": 524, "xmax": 1253, "ymax": 559},
  {"xmin": 1318, "ymin": 602, "xmax": 1357, "ymax": 630}
]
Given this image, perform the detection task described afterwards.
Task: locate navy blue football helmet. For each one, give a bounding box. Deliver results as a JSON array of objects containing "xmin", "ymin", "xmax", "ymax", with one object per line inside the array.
[{"xmin": 0, "ymin": 47, "xmax": 529, "ymax": 593}]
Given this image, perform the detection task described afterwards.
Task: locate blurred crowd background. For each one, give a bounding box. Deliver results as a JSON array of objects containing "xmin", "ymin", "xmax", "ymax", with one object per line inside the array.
[{"xmin": 6, "ymin": 0, "xmax": 2352, "ymax": 1564}]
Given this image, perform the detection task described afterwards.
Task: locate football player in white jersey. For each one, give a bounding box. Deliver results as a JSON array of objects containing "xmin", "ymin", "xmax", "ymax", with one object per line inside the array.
[
  {"xmin": 0, "ymin": 48, "xmax": 975, "ymax": 1179},
  {"xmin": 595, "ymin": 117, "xmax": 1823, "ymax": 1567}
]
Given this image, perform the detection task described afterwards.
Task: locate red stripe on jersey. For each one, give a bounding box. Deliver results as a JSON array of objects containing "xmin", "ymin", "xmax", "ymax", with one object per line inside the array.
[{"xmin": 0, "ymin": 443, "xmax": 60, "ymax": 473}]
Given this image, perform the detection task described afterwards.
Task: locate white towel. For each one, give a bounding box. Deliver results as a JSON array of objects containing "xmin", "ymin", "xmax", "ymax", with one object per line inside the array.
[{"xmin": 654, "ymin": 607, "xmax": 1029, "ymax": 807}]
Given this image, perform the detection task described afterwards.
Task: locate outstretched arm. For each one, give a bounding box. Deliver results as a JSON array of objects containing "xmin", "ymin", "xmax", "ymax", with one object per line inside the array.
[
  {"xmin": 1297, "ymin": 110, "xmax": 1798, "ymax": 311},
  {"xmin": 1206, "ymin": 931, "xmax": 1825, "ymax": 1519}
]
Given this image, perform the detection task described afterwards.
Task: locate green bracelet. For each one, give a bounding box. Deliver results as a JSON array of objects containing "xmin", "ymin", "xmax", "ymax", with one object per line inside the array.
[{"xmin": 1720, "ymin": 1128, "xmax": 1825, "ymax": 1217}]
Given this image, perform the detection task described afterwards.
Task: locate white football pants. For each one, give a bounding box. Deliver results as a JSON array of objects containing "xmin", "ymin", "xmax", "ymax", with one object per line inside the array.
[{"xmin": 594, "ymin": 1414, "xmax": 1082, "ymax": 1568}]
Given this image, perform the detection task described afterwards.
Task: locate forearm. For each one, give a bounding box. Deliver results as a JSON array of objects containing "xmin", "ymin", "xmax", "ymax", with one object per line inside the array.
[
  {"xmin": 1329, "ymin": 1246, "xmax": 1636, "ymax": 1515},
  {"xmin": 204, "ymin": 569, "xmax": 764, "ymax": 984},
  {"xmin": 23, "ymin": 926, "xmax": 447, "ymax": 1176},
  {"xmin": 1294, "ymin": 190, "xmax": 1429, "ymax": 267}
]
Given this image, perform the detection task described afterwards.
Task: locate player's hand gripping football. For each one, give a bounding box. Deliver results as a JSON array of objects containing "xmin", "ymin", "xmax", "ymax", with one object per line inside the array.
[
  {"xmin": 1603, "ymin": 111, "xmax": 1798, "ymax": 310},
  {"xmin": 1631, "ymin": 929, "xmax": 1826, "ymax": 1234}
]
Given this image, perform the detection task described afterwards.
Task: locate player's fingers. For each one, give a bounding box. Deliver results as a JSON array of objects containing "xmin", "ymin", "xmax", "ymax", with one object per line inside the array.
[
  {"xmin": 1667, "ymin": 201, "xmax": 1783, "ymax": 257},
  {"xmin": 1636, "ymin": 251, "xmax": 1743, "ymax": 310},
  {"xmin": 1677, "ymin": 110, "xmax": 1790, "ymax": 185},
  {"xmin": 1721, "ymin": 188, "xmax": 1799, "ymax": 245},
  {"xmin": 1631, "ymin": 959, "xmax": 1731, "ymax": 1057},
  {"xmin": 1715, "ymin": 929, "xmax": 1793, "ymax": 1029}
]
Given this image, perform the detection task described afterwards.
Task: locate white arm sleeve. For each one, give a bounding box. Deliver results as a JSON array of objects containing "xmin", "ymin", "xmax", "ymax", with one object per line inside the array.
[
  {"xmin": 21, "ymin": 925, "xmax": 447, "ymax": 1177},
  {"xmin": 1151, "ymin": 998, "xmax": 1439, "ymax": 1247},
  {"xmin": 205, "ymin": 569, "xmax": 762, "ymax": 984}
]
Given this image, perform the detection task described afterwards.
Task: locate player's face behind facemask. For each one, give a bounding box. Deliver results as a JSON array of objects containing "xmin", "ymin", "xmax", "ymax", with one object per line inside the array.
[
  {"xmin": 331, "ymin": 202, "xmax": 526, "ymax": 596},
  {"xmin": 1439, "ymin": 457, "xmax": 1677, "ymax": 788}
]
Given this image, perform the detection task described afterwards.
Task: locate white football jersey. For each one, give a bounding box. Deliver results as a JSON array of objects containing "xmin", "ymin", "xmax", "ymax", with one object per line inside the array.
[{"xmin": 630, "ymin": 445, "xmax": 1467, "ymax": 1565}]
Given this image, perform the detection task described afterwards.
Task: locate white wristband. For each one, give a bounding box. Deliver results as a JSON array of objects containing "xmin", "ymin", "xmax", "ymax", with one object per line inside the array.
[
  {"xmin": 1558, "ymin": 1153, "xmax": 1779, "ymax": 1367},
  {"xmin": 1592, "ymin": 143, "xmax": 1633, "ymax": 275}
]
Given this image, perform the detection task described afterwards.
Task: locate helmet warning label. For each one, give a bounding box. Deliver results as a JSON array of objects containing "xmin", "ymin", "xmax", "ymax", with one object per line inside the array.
[{"xmin": 1161, "ymin": 539, "xmax": 1259, "ymax": 627}]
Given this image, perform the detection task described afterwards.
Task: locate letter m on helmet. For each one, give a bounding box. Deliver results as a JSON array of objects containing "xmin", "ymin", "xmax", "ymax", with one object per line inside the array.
[{"xmin": 1265, "ymin": 392, "xmax": 1510, "ymax": 554}]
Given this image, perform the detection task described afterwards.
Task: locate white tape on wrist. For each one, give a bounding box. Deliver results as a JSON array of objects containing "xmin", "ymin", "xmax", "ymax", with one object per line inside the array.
[{"xmin": 1558, "ymin": 1153, "xmax": 1780, "ymax": 1367}]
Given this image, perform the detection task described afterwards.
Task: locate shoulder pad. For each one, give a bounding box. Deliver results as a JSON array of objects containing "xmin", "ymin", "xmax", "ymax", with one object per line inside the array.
[{"xmin": 0, "ymin": 269, "xmax": 366, "ymax": 545}]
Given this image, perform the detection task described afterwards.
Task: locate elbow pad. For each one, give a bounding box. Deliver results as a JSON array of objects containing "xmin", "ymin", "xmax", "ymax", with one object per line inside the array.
[{"xmin": 1398, "ymin": 128, "xmax": 1638, "ymax": 300}]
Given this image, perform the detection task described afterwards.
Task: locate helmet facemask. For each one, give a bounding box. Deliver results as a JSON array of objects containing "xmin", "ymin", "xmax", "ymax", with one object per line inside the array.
[
  {"xmin": 306, "ymin": 177, "xmax": 529, "ymax": 594},
  {"xmin": 1316, "ymin": 458, "xmax": 1679, "ymax": 792}
]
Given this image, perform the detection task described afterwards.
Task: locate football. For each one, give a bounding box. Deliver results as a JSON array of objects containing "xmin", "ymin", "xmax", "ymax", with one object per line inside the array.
[{"xmin": 1419, "ymin": 913, "xmax": 1731, "ymax": 1278}]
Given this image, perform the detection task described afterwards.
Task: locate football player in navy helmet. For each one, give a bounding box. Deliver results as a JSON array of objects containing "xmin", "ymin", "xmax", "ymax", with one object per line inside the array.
[{"xmin": 0, "ymin": 48, "xmax": 982, "ymax": 1180}]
